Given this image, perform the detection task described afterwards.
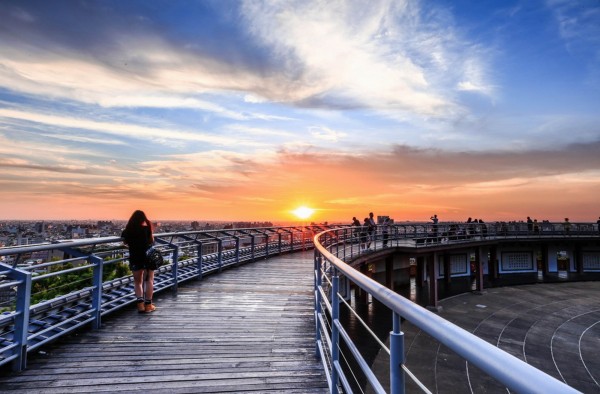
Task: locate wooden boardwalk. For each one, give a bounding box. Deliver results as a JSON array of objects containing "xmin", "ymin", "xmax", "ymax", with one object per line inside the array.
[{"xmin": 0, "ymin": 251, "xmax": 328, "ymax": 393}]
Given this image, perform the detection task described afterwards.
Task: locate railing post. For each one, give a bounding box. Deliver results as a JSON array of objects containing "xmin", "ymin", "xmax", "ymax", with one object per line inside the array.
[
  {"xmin": 335, "ymin": 230, "xmax": 339, "ymax": 257},
  {"xmin": 265, "ymin": 234, "xmax": 269, "ymax": 257},
  {"xmin": 12, "ymin": 267, "xmax": 31, "ymax": 372},
  {"xmin": 304, "ymin": 226, "xmax": 309, "ymax": 250},
  {"xmin": 90, "ymin": 255, "xmax": 103, "ymax": 330},
  {"xmin": 331, "ymin": 274, "xmax": 340, "ymax": 394},
  {"xmin": 390, "ymin": 311, "xmax": 405, "ymax": 394},
  {"xmin": 197, "ymin": 242, "xmax": 204, "ymax": 280},
  {"xmin": 374, "ymin": 225, "xmax": 378, "ymax": 251},
  {"xmin": 171, "ymin": 245, "xmax": 180, "ymax": 292},
  {"xmin": 314, "ymin": 251, "xmax": 322, "ymax": 359},
  {"xmin": 155, "ymin": 239, "xmax": 180, "ymax": 291},
  {"xmin": 216, "ymin": 239, "xmax": 223, "ymax": 272},
  {"xmin": 278, "ymin": 232, "xmax": 282, "ymax": 254},
  {"xmin": 342, "ymin": 228, "xmax": 346, "ymax": 261}
]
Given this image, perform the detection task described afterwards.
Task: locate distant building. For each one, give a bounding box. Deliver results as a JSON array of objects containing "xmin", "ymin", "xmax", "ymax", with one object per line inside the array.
[
  {"xmin": 71, "ymin": 226, "xmax": 87, "ymax": 238},
  {"xmin": 34, "ymin": 221, "xmax": 45, "ymax": 234}
]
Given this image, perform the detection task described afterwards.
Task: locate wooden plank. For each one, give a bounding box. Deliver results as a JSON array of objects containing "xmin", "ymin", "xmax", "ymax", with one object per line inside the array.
[{"xmin": 0, "ymin": 251, "xmax": 328, "ymax": 393}]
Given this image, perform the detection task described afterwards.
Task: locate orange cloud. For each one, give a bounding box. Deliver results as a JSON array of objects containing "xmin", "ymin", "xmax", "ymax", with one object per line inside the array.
[{"xmin": 1, "ymin": 142, "xmax": 599, "ymax": 223}]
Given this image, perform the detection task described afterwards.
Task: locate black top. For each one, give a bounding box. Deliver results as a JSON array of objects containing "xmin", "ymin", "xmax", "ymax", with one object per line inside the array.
[{"xmin": 121, "ymin": 226, "xmax": 152, "ymax": 263}]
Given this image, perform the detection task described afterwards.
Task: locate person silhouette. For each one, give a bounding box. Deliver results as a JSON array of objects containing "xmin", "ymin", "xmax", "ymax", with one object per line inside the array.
[
  {"xmin": 430, "ymin": 214, "xmax": 439, "ymax": 242},
  {"xmin": 563, "ymin": 218, "xmax": 571, "ymax": 234},
  {"xmin": 381, "ymin": 217, "xmax": 390, "ymax": 247},
  {"xmin": 351, "ymin": 216, "xmax": 361, "ymax": 242},
  {"xmin": 367, "ymin": 212, "xmax": 376, "ymax": 249},
  {"xmin": 121, "ymin": 210, "xmax": 157, "ymax": 313}
]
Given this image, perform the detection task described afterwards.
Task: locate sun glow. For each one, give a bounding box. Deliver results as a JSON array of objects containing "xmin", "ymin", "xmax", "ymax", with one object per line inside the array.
[{"xmin": 292, "ymin": 206, "xmax": 315, "ymax": 220}]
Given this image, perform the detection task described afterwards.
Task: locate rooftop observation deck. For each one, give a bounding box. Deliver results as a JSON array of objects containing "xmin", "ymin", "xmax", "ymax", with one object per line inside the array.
[
  {"xmin": 1, "ymin": 222, "xmax": 599, "ymax": 393},
  {"xmin": 0, "ymin": 251, "xmax": 328, "ymax": 393}
]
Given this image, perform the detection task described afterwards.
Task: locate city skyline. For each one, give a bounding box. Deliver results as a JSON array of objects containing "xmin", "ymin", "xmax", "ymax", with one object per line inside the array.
[{"xmin": 1, "ymin": 1, "xmax": 599, "ymax": 223}]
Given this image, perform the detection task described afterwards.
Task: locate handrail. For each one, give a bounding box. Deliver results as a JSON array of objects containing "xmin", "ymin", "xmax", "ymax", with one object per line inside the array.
[
  {"xmin": 313, "ymin": 226, "xmax": 586, "ymax": 394},
  {"xmin": 1, "ymin": 221, "xmax": 597, "ymax": 381},
  {"xmin": 0, "ymin": 225, "xmax": 330, "ymax": 372}
]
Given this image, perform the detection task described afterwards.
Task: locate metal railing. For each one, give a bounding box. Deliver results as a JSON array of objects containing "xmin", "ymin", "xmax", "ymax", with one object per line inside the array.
[
  {"xmin": 313, "ymin": 224, "xmax": 591, "ymax": 393},
  {"xmin": 0, "ymin": 225, "xmax": 330, "ymax": 372},
  {"xmin": 331, "ymin": 220, "xmax": 599, "ymax": 264},
  {"xmin": 1, "ymin": 220, "xmax": 597, "ymax": 384}
]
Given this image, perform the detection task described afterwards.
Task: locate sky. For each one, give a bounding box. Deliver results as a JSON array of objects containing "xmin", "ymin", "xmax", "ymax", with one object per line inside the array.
[{"xmin": 1, "ymin": 0, "xmax": 599, "ymax": 224}]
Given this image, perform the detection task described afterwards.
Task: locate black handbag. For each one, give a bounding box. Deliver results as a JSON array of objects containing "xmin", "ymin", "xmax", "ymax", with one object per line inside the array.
[{"xmin": 145, "ymin": 246, "xmax": 165, "ymax": 270}]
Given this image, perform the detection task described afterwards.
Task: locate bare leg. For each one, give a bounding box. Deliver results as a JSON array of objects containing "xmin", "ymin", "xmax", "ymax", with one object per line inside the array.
[
  {"xmin": 133, "ymin": 269, "xmax": 146, "ymax": 312},
  {"xmin": 133, "ymin": 270, "xmax": 144, "ymax": 298},
  {"xmin": 145, "ymin": 270, "xmax": 155, "ymax": 302}
]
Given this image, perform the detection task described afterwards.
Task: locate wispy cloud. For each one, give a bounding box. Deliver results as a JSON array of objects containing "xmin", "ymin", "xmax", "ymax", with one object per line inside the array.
[
  {"xmin": 310, "ymin": 126, "xmax": 346, "ymax": 142},
  {"xmin": 0, "ymin": 108, "xmax": 244, "ymax": 146},
  {"xmin": 239, "ymin": 0, "xmax": 492, "ymax": 116},
  {"xmin": 39, "ymin": 133, "xmax": 126, "ymax": 145},
  {"xmin": 0, "ymin": 1, "xmax": 598, "ymax": 221},
  {"xmin": 546, "ymin": 0, "xmax": 600, "ymax": 80}
]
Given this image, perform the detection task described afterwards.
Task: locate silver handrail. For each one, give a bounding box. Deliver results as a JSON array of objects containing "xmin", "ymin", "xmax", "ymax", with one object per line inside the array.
[
  {"xmin": 0, "ymin": 225, "xmax": 328, "ymax": 372},
  {"xmin": 313, "ymin": 227, "xmax": 582, "ymax": 394}
]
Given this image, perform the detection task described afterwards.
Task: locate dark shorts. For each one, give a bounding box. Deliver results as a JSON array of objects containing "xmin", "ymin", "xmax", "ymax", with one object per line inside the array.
[{"xmin": 129, "ymin": 258, "xmax": 146, "ymax": 272}]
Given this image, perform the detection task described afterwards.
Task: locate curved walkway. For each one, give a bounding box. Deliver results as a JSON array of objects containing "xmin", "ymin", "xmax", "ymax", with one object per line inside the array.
[
  {"xmin": 0, "ymin": 251, "xmax": 328, "ymax": 393},
  {"xmin": 402, "ymin": 281, "xmax": 600, "ymax": 393}
]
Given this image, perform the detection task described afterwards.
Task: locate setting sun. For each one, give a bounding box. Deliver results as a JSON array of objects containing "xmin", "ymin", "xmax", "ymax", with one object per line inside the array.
[{"xmin": 292, "ymin": 206, "xmax": 315, "ymax": 220}]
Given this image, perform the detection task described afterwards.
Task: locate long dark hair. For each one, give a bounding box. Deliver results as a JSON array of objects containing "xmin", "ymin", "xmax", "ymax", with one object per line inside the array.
[{"xmin": 125, "ymin": 210, "xmax": 153, "ymax": 234}]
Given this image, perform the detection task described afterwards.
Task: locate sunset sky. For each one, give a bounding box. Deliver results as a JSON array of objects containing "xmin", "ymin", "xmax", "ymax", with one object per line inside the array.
[{"xmin": 1, "ymin": 0, "xmax": 599, "ymax": 223}]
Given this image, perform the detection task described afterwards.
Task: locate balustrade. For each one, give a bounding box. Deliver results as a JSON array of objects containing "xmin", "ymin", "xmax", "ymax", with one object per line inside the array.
[
  {"xmin": 313, "ymin": 223, "xmax": 597, "ymax": 393},
  {"xmin": 0, "ymin": 226, "xmax": 317, "ymax": 372},
  {"xmin": 1, "ymin": 221, "xmax": 597, "ymax": 393}
]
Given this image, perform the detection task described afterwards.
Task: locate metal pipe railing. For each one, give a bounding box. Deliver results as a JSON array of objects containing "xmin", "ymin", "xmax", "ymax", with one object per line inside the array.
[
  {"xmin": 0, "ymin": 225, "xmax": 336, "ymax": 372},
  {"xmin": 313, "ymin": 226, "xmax": 585, "ymax": 394},
  {"xmin": 1, "ymin": 221, "xmax": 597, "ymax": 380}
]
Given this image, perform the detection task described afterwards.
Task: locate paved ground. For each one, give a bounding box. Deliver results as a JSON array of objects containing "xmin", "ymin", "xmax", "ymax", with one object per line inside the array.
[{"xmin": 373, "ymin": 281, "xmax": 600, "ymax": 393}]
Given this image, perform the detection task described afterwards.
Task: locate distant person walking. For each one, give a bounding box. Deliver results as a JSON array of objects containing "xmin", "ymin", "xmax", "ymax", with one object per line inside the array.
[
  {"xmin": 479, "ymin": 219, "xmax": 487, "ymax": 237},
  {"xmin": 352, "ymin": 216, "xmax": 361, "ymax": 242},
  {"xmin": 121, "ymin": 210, "xmax": 157, "ymax": 313},
  {"xmin": 367, "ymin": 212, "xmax": 376, "ymax": 249},
  {"xmin": 382, "ymin": 217, "xmax": 390, "ymax": 247},
  {"xmin": 597, "ymin": 216, "xmax": 600, "ymax": 234},
  {"xmin": 563, "ymin": 218, "xmax": 571, "ymax": 235},
  {"xmin": 430, "ymin": 214, "xmax": 439, "ymax": 242},
  {"xmin": 527, "ymin": 216, "xmax": 533, "ymax": 233}
]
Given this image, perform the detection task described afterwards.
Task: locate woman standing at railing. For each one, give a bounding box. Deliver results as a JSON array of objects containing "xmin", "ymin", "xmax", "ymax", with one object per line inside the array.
[{"xmin": 121, "ymin": 210, "xmax": 156, "ymax": 313}]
